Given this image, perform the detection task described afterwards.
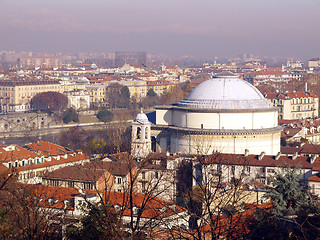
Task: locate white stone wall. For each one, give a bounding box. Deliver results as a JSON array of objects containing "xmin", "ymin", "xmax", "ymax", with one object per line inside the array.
[
  {"xmin": 170, "ymin": 110, "xmax": 277, "ymax": 130},
  {"xmin": 158, "ymin": 132, "xmax": 281, "ymax": 155}
]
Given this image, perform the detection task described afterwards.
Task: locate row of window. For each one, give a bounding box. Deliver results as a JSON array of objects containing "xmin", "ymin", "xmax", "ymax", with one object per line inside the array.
[
  {"xmin": 292, "ymin": 98, "xmax": 314, "ymax": 104},
  {"xmin": 8, "ymin": 157, "xmax": 45, "ymax": 168},
  {"xmin": 19, "ymin": 170, "xmax": 46, "ymax": 180},
  {"xmin": 46, "ymin": 180, "xmax": 95, "ymax": 190}
]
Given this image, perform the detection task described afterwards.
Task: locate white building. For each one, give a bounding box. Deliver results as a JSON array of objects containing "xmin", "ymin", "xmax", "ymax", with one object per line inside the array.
[
  {"xmin": 65, "ymin": 90, "xmax": 90, "ymax": 110},
  {"xmin": 148, "ymin": 72, "xmax": 281, "ymax": 155}
]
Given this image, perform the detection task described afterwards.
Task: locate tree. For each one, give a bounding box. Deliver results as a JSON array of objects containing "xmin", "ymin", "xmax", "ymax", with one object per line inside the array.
[
  {"xmin": 266, "ymin": 167, "xmax": 316, "ymax": 217},
  {"xmin": 173, "ymin": 155, "xmax": 256, "ymax": 240},
  {"xmin": 63, "ymin": 107, "xmax": 79, "ymax": 124},
  {"xmin": 146, "ymin": 88, "xmax": 157, "ymax": 98},
  {"xmin": 247, "ymin": 166, "xmax": 320, "ymax": 240},
  {"xmin": 66, "ymin": 201, "xmax": 124, "ymax": 240},
  {"xmin": 96, "ymin": 109, "xmax": 114, "ymax": 122},
  {"xmin": 59, "ymin": 126, "xmax": 88, "ymax": 150},
  {"xmin": 0, "ymin": 182, "xmax": 63, "ymax": 239},
  {"xmin": 160, "ymin": 85, "xmax": 185, "ymax": 105},
  {"xmin": 31, "ymin": 91, "xmax": 68, "ymax": 119},
  {"xmin": 84, "ymin": 137, "xmax": 107, "ymax": 157},
  {"xmin": 104, "ymin": 121, "xmax": 131, "ymax": 154},
  {"xmin": 106, "ymin": 83, "xmax": 131, "ymax": 109}
]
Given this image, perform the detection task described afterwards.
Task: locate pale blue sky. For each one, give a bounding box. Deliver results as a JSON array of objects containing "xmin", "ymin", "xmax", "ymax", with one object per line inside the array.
[{"xmin": 0, "ymin": 0, "xmax": 319, "ymax": 58}]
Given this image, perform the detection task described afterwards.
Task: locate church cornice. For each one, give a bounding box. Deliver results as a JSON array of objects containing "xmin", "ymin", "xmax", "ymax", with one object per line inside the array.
[
  {"xmin": 154, "ymin": 105, "xmax": 278, "ymax": 113},
  {"xmin": 151, "ymin": 124, "xmax": 283, "ymax": 136}
]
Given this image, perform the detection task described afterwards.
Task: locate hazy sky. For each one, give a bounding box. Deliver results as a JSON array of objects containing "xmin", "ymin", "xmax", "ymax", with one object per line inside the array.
[{"xmin": 0, "ymin": 0, "xmax": 319, "ymax": 58}]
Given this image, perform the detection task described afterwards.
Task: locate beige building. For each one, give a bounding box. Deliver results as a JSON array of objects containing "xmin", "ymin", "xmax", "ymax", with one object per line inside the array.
[
  {"xmin": 0, "ymin": 79, "xmax": 61, "ymax": 112},
  {"xmin": 265, "ymin": 91, "xmax": 319, "ymax": 120},
  {"xmin": 308, "ymin": 58, "xmax": 320, "ymax": 68},
  {"xmin": 127, "ymin": 84, "xmax": 148, "ymax": 101},
  {"xmin": 146, "ymin": 80, "xmax": 174, "ymax": 96},
  {"xmin": 86, "ymin": 83, "xmax": 108, "ymax": 108}
]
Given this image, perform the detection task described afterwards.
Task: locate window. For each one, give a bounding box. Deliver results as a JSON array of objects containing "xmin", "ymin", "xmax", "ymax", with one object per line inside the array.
[
  {"xmin": 117, "ymin": 177, "xmax": 122, "ymax": 184},
  {"xmin": 145, "ymin": 127, "xmax": 149, "ymax": 139},
  {"xmin": 141, "ymin": 182, "xmax": 146, "ymax": 193},
  {"xmin": 84, "ymin": 183, "xmax": 93, "ymax": 189},
  {"xmin": 154, "ymin": 172, "xmax": 159, "ymax": 179},
  {"xmin": 142, "ymin": 171, "xmax": 146, "ymax": 179},
  {"xmin": 137, "ymin": 127, "xmax": 141, "ymax": 139},
  {"xmin": 231, "ymin": 166, "xmax": 235, "ymax": 175}
]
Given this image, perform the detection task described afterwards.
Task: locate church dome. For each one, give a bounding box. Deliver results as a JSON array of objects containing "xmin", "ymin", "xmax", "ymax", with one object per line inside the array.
[
  {"xmin": 177, "ymin": 71, "xmax": 272, "ymax": 110},
  {"xmin": 134, "ymin": 111, "xmax": 149, "ymax": 123}
]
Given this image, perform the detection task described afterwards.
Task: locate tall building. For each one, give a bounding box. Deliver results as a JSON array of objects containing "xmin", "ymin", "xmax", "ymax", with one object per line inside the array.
[
  {"xmin": 115, "ymin": 51, "xmax": 146, "ymax": 67},
  {"xmin": 265, "ymin": 91, "xmax": 319, "ymax": 120},
  {"xmin": 131, "ymin": 111, "xmax": 152, "ymax": 158},
  {"xmin": 134, "ymin": 72, "xmax": 281, "ymax": 156}
]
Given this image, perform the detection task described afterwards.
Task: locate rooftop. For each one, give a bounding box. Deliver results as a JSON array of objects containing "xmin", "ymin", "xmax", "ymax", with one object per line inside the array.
[{"xmin": 177, "ymin": 71, "xmax": 272, "ymax": 110}]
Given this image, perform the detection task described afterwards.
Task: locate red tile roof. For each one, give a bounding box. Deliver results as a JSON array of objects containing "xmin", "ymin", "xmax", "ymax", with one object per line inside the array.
[
  {"xmin": 25, "ymin": 141, "xmax": 73, "ymax": 157},
  {"xmin": 146, "ymin": 80, "xmax": 174, "ymax": 86},
  {"xmin": 0, "ymin": 145, "xmax": 38, "ymax": 163},
  {"xmin": 31, "ymin": 185, "xmax": 186, "ymax": 219},
  {"xmin": 247, "ymin": 70, "xmax": 288, "ymax": 76},
  {"xmin": 42, "ymin": 161, "xmax": 133, "ymax": 181},
  {"xmin": 204, "ymin": 152, "xmax": 320, "ymax": 169},
  {"xmin": 265, "ymin": 91, "xmax": 318, "ymax": 99}
]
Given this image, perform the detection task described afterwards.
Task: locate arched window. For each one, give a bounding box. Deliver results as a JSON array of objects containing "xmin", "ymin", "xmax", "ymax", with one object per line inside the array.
[
  {"xmin": 137, "ymin": 127, "xmax": 141, "ymax": 139},
  {"xmin": 145, "ymin": 127, "xmax": 149, "ymax": 139}
]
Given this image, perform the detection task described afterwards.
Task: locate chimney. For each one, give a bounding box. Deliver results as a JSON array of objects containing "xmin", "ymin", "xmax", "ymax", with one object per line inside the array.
[
  {"xmin": 275, "ymin": 152, "xmax": 281, "ymax": 161},
  {"xmin": 310, "ymin": 154, "xmax": 317, "ymax": 164},
  {"xmin": 244, "ymin": 149, "xmax": 249, "ymax": 157},
  {"xmin": 258, "ymin": 152, "xmax": 265, "ymax": 161},
  {"xmin": 305, "ymin": 82, "xmax": 308, "ymax": 92},
  {"xmin": 292, "ymin": 152, "xmax": 298, "ymax": 161}
]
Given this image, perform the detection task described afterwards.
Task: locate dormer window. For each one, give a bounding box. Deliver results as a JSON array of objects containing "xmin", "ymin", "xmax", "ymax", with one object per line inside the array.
[
  {"xmin": 114, "ymin": 204, "xmax": 122, "ymax": 213},
  {"xmin": 132, "ymin": 206, "xmax": 139, "ymax": 215}
]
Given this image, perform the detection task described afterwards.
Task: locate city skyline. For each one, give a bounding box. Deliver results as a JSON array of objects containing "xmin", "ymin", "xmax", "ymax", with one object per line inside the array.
[{"xmin": 0, "ymin": 0, "xmax": 319, "ymax": 58}]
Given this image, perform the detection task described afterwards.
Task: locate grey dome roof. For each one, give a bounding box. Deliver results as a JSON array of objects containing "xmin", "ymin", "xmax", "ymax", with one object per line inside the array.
[
  {"xmin": 177, "ymin": 72, "xmax": 272, "ymax": 109},
  {"xmin": 134, "ymin": 111, "xmax": 149, "ymax": 123}
]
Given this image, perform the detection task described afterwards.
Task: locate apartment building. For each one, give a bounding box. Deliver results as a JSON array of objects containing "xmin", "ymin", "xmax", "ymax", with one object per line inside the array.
[
  {"xmin": 18, "ymin": 56, "xmax": 64, "ymax": 68},
  {"xmin": 86, "ymin": 82, "xmax": 108, "ymax": 108},
  {"xmin": 146, "ymin": 80, "xmax": 174, "ymax": 96},
  {"xmin": 0, "ymin": 141, "xmax": 90, "ymax": 184},
  {"xmin": 194, "ymin": 152, "xmax": 320, "ymax": 196},
  {"xmin": 245, "ymin": 70, "xmax": 292, "ymax": 85},
  {"xmin": 0, "ymin": 78, "xmax": 61, "ymax": 112},
  {"xmin": 265, "ymin": 91, "xmax": 319, "ymax": 120}
]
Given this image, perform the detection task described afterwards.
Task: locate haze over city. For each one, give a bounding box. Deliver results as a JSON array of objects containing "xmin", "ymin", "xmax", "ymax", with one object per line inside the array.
[{"xmin": 1, "ymin": 0, "xmax": 319, "ymax": 58}]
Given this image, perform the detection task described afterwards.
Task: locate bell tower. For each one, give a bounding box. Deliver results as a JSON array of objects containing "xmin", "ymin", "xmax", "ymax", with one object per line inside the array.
[{"xmin": 131, "ymin": 110, "xmax": 151, "ymax": 158}]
